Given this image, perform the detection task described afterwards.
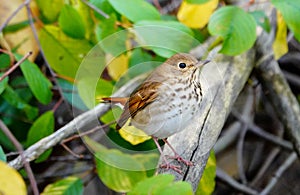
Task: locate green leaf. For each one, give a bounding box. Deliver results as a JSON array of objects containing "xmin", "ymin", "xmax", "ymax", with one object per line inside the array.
[
  {"xmin": 95, "ymin": 150, "xmax": 147, "ymax": 192},
  {"xmin": 39, "ymin": 25, "xmax": 93, "ymax": 78},
  {"xmin": 2, "ymin": 85, "xmax": 38, "ymax": 120},
  {"xmin": 129, "ymin": 48, "xmax": 153, "ymax": 68},
  {"xmin": 271, "ymin": 0, "xmax": 300, "ymax": 42},
  {"xmin": 85, "ymin": 137, "xmax": 147, "ymax": 192},
  {"xmin": 10, "ymin": 76, "xmax": 34, "ymax": 102},
  {"xmin": 186, "ymin": 0, "xmax": 210, "ymax": 4},
  {"xmin": 249, "ymin": 11, "xmax": 270, "ymax": 33},
  {"xmin": 95, "ymin": 14, "xmax": 128, "ymax": 56},
  {"xmin": 14, "ymin": 54, "xmax": 53, "ymax": 104},
  {"xmin": 100, "ymin": 107, "xmax": 123, "ymax": 127},
  {"xmin": 134, "ymin": 20, "xmax": 196, "ymax": 58},
  {"xmin": 0, "ymin": 131, "xmax": 14, "ymax": 151},
  {"xmin": 116, "ymin": 49, "xmax": 160, "ymax": 87},
  {"xmin": 59, "ymin": 5, "xmax": 86, "ymax": 39},
  {"xmin": 26, "ymin": 111, "xmax": 54, "ymax": 162},
  {"xmin": 2, "ymin": 20, "xmax": 30, "ymax": 33},
  {"xmin": 132, "ymin": 153, "xmax": 159, "ymax": 177},
  {"xmin": 75, "ymin": 1, "xmax": 95, "ymax": 41},
  {"xmin": 57, "ymin": 78, "xmax": 87, "ymax": 111},
  {"xmin": 208, "ymin": 6, "xmax": 256, "ymax": 55},
  {"xmin": 77, "ymin": 78, "xmax": 113, "ymax": 108},
  {"xmin": 0, "ymin": 53, "xmax": 10, "ymax": 69},
  {"xmin": 108, "ymin": 0, "xmax": 160, "ymax": 23},
  {"xmin": 0, "ymin": 146, "xmax": 6, "ymax": 162},
  {"xmin": 96, "ymin": 14, "xmax": 118, "ymax": 40},
  {"xmin": 36, "ymin": 0, "xmax": 64, "ymax": 23},
  {"xmin": 196, "ymin": 151, "xmax": 216, "ymax": 195},
  {"xmin": 41, "ymin": 176, "xmax": 83, "ymax": 195},
  {"xmin": 0, "ymin": 73, "xmax": 8, "ymax": 95},
  {"xmin": 90, "ymin": 0, "xmax": 115, "ymax": 19},
  {"xmin": 160, "ymin": 182, "xmax": 193, "ymax": 195},
  {"xmin": 128, "ymin": 174, "xmax": 193, "ymax": 195}
]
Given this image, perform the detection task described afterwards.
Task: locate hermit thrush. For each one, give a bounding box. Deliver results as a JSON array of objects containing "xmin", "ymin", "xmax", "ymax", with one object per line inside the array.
[{"xmin": 103, "ymin": 53, "xmax": 209, "ymax": 173}]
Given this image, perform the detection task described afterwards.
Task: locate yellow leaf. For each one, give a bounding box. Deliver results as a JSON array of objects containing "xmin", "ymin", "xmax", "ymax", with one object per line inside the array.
[
  {"xmin": 0, "ymin": 161, "xmax": 26, "ymax": 195},
  {"xmin": 106, "ymin": 53, "xmax": 128, "ymax": 81},
  {"xmin": 0, "ymin": 0, "xmax": 40, "ymax": 61},
  {"xmin": 177, "ymin": 0, "xmax": 218, "ymax": 29},
  {"xmin": 272, "ymin": 11, "xmax": 288, "ymax": 60},
  {"xmin": 119, "ymin": 119, "xmax": 151, "ymax": 145}
]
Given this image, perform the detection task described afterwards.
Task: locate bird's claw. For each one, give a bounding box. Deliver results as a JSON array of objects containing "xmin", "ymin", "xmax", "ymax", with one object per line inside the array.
[
  {"xmin": 166, "ymin": 155, "xmax": 194, "ymax": 166},
  {"xmin": 160, "ymin": 163, "xmax": 182, "ymax": 174}
]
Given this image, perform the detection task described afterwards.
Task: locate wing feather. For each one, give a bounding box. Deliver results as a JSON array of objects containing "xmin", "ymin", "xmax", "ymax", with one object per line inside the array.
[{"xmin": 116, "ymin": 82, "xmax": 161, "ymax": 130}]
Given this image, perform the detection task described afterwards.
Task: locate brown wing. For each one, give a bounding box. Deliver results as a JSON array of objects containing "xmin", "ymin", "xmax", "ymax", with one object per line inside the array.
[{"xmin": 116, "ymin": 81, "xmax": 161, "ymax": 130}]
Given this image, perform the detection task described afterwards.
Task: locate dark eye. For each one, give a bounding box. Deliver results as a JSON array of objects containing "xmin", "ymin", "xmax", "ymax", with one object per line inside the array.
[{"xmin": 178, "ymin": 62, "xmax": 186, "ymax": 69}]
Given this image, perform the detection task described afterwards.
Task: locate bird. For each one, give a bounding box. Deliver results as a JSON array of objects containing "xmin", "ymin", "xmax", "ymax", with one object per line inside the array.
[{"xmin": 103, "ymin": 53, "xmax": 209, "ymax": 173}]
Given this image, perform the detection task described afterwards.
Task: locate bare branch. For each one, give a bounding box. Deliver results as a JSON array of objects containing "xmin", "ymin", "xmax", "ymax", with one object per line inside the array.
[
  {"xmin": 8, "ymin": 74, "xmax": 147, "ymax": 169},
  {"xmin": 0, "ymin": 51, "xmax": 32, "ymax": 82},
  {"xmin": 217, "ymin": 168, "xmax": 258, "ymax": 195},
  {"xmin": 255, "ymin": 31, "xmax": 300, "ymax": 156},
  {"xmin": 260, "ymin": 152, "xmax": 297, "ymax": 195},
  {"xmin": 232, "ymin": 111, "xmax": 293, "ymax": 150},
  {"xmin": 81, "ymin": 0, "xmax": 110, "ymax": 19}
]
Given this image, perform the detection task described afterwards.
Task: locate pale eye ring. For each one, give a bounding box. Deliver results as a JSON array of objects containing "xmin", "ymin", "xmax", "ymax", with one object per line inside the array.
[{"xmin": 178, "ymin": 62, "xmax": 186, "ymax": 69}]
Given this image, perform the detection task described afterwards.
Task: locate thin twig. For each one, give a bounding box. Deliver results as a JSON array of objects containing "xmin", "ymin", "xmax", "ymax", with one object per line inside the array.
[
  {"xmin": 25, "ymin": 4, "xmax": 72, "ymax": 114},
  {"xmin": 250, "ymin": 147, "xmax": 281, "ymax": 186},
  {"xmin": 0, "ymin": 51, "xmax": 32, "ymax": 81},
  {"xmin": 260, "ymin": 152, "xmax": 297, "ymax": 195},
  {"xmin": 60, "ymin": 143, "xmax": 84, "ymax": 158},
  {"xmin": 236, "ymin": 87, "xmax": 255, "ymax": 185},
  {"xmin": 282, "ymin": 70, "xmax": 300, "ymax": 88},
  {"xmin": 81, "ymin": 0, "xmax": 110, "ymax": 19},
  {"xmin": 232, "ymin": 111, "xmax": 293, "ymax": 150},
  {"xmin": 60, "ymin": 121, "xmax": 116, "ymax": 158},
  {"xmin": 0, "ymin": 0, "xmax": 31, "ymax": 32},
  {"xmin": 48, "ymin": 155, "xmax": 92, "ymax": 162},
  {"xmin": 152, "ymin": 0, "xmax": 162, "ymax": 11},
  {"xmin": 217, "ymin": 168, "xmax": 258, "ymax": 195},
  {"xmin": 59, "ymin": 121, "xmax": 115, "ymax": 157},
  {"xmin": 61, "ymin": 121, "xmax": 115, "ymax": 144},
  {"xmin": 237, "ymin": 120, "xmax": 248, "ymax": 184},
  {"xmin": 0, "ymin": 119, "xmax": 39, "ymax": 195},
  {"xmin": 214, "ymin": 122, "xmax": 240, "ymax": 154},
  {"xmin": 52, "ymin": 97, "xmax": 64, "ymax": 113}
]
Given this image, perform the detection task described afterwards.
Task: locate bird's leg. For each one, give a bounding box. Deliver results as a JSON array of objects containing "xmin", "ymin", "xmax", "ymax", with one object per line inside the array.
[
  {"xmin": 152, "ymin": 137, "xmax": 182, "ymax": 173},
  {"xmin": 162, "ymin": 138, "xmax": 193, "ymax": 166}
]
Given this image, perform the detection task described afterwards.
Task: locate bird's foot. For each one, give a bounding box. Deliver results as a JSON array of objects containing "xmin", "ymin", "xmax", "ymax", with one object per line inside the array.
[
  {"xmin": 160, "ymin": 163, "xmax": 182, "ymax": 174},
  {"xmin": 166, "ymin": 155, "xmax": 194, "ymax": 166}
]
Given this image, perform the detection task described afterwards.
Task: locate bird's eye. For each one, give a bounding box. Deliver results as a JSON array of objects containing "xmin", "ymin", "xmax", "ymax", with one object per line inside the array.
[{"xmin": 178, "ymin": 62, "xmax": 186, "ymax": 69}]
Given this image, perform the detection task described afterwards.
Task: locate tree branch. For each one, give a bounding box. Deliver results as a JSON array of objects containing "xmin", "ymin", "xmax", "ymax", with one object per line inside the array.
[
  {"xmin": 255, "ymin": 31, "xmax": 300, "ymax": 157},
  {"xmin": 8, "ymin": 74, "xmax": 146, "ymax": 169}
]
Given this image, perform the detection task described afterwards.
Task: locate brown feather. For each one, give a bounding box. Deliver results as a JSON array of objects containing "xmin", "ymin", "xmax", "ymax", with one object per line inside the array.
[{"xmin": 116, "ymin": 81, "xmax": 161, "ymax": 130}]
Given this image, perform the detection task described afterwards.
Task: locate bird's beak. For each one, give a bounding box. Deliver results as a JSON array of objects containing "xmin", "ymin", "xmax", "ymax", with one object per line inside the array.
[{"xmin": 196, "ymin": 60, "xmax": 210, "ymax": 68}]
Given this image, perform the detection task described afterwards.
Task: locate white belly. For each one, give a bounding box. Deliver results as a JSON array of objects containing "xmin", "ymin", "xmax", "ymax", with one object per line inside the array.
[{"xmin": 131, "ymin": 90, "xmax": 199, "ymax": 139}]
